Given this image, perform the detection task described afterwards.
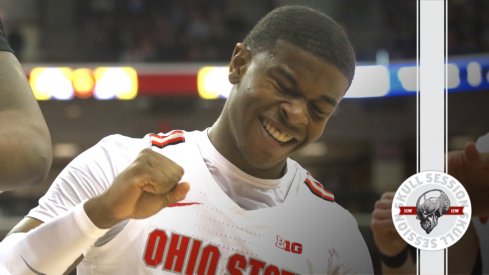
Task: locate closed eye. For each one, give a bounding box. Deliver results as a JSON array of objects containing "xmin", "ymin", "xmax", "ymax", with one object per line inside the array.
[
  {"xmin": 310, "ymin": 103, "xmax": 330, "ymax": 118},
  {"xmin": 270, "ymin": 81, "xmax": 298, "ymax": 97}
]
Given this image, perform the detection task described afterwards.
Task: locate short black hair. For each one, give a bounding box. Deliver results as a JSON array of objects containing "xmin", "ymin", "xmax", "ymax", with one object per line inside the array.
[{"xmin": 243, "ymin": 5, "xmax": 355, "ymax": 84}]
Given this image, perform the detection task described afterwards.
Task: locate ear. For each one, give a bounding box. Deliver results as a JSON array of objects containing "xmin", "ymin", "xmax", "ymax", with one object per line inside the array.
[{"xmin": 228, "ymin": 43, "xmax": 251, "ymax": 84}]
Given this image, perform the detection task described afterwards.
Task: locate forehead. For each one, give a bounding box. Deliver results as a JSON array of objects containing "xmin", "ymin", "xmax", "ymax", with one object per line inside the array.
[{"xmin": 252, "ymin": 40, "xmax": 349, "ymax": 102}]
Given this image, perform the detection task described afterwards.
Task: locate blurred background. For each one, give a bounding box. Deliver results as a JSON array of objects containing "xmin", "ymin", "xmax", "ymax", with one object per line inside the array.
[{"xmin": 0, "ymin": 0, "xmax": 488, "ymax": 273}]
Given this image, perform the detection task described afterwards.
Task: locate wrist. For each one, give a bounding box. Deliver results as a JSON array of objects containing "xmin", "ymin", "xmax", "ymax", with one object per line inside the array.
[
  {"xmin": 380, "ymin": 246, "xmax": 410, "ymax": 268},
  {"xmin": 84, "ymin": 196, "xmax": 122, "ymax": 229}
]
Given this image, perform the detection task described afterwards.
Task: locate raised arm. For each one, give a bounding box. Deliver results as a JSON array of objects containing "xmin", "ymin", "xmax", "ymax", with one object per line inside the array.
[
  {"xmin": 371, "ymin": 191, "xmax": 480, "ymax": 274},
  {"xmin": 371, "ymin": 192, "xmax": 415, "ymax": 274},
  {"xmin": 0, "ymin": 19, "xmax": 52, "ymax": 190},
  {"xmin": 1, "ymin": 143, "xmax": 190, "ymax": 274}
]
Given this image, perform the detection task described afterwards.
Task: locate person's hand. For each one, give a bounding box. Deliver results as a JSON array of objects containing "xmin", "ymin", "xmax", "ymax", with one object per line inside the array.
[
  {"xmin": 371, "ymin": 192, "xmax": 407, "ymax": 256},
  {"xmin": 448, "ymin": 142, "xmax": 489, "ymax": 216},
  {"xmin": 84, "ymin": 149, "xmax": 190, "ymax": 228}
]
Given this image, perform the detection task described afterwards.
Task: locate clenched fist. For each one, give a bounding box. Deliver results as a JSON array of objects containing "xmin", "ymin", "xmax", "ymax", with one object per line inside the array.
[
  {"xmin": 84, "ymin": 149, "xmax": 190, "ymax": 228},
  {"xmin": 370, "ymin": 192, "xmax": 407, "ymax": 257}
]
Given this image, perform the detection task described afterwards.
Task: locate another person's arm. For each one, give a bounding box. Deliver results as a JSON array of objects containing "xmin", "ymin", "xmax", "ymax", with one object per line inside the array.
[
  {"xmin": 371, "ymin": 192, "xmax": 480, "ymax": 274},
  {"xmin": 371, "ymin": 192, "xmax": 415, "ymax": 274},
  {"xmin": 0, "ymin": 19, "xmax": 52, "ymax": 190}
]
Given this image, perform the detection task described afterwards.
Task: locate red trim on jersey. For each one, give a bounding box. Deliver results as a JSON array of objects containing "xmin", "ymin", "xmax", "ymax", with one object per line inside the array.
[
  {"xmin": 304, "ymin": 177, "xmax": 334, "ymax": 202},
  {"xmin": 167, "ymin": 202, "xmax": 202, "ymax": 207},
  {"xmin": 150, "ymin": 130, "xmax": 185, "ymax": 149}
]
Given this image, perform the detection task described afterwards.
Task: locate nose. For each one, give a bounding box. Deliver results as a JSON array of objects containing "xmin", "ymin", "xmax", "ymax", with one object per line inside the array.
[{"xmin": 280, "ymin": 99, "xmax": 308, "ymax": 126}]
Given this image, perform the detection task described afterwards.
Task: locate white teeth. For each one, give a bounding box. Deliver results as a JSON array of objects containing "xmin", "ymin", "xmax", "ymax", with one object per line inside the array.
[{"xmin": 262, "ymin": 120, "xmax": 293, "ymax": 143}]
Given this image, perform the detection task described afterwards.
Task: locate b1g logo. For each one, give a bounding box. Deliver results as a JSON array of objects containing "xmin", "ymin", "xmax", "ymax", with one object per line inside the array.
[
  {"xmin": 392, "ymin": 171, "xmax": 471, "ymax": 250},
  {"xmin": 275, "ymin": 235, "xmax": 303, "ymax": 254}
]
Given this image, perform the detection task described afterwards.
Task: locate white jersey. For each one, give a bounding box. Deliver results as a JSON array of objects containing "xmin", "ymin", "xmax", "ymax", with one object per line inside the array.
[{"xmin": 28, "ymin": 130, "xmax": 372, "ymax": 274}]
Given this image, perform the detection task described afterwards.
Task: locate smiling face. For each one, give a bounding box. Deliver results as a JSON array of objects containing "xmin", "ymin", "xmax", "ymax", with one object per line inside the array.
[{"xmin": 209, "ymin": 41, "xmax": 349, "ymax": 179}]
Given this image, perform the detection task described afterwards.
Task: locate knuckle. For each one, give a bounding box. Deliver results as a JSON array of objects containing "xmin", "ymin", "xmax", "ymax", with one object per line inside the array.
[
  {"xmin": 168, "ymin": 165, "xmax": 184, "ymax": 180},
  {"xmin": 371, "ymin": 222, "xmax": 379, "ymax": 229},
  {"xmin": 176, "ymin": 165, "xmax": 184, "ymax": 176},
  {"xmin": 159, "ymin": 154, "xmax": 173, "ymax": 163},
  {"xmin": 163, "ymin": 172, "xmax": 179, "ymax": 185},
  {"xmin": 136, "ymin": 149, "xmax": 153, "ymax": 163},
  {"xmin": 166, "ymin": 174, "xmax": 176, "ymax": 184},
  {"xmin": 172, "ymin": 174, "xmax": 181, "ymax": 184},
  {"xmin": 372, "ymin": 210, "xmax": 380, "ymax": 218}
]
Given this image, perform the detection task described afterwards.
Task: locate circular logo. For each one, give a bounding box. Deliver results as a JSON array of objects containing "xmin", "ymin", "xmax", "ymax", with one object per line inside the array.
[{"xmin": 392, "ymin": 170, "xmax": 472, "ymax": 250}]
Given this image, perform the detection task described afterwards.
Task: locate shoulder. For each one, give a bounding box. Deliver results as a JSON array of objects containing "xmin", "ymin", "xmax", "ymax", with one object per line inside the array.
[
  {"xmin": 86, "ymin": 130, "xmax": 199, "ymax": 158},
  {"xmin": 61, "ymin": 133, "xmax": 149, "ymax": 182},
  {"xmin": 302, "ymin": 172, "xmax": 335, "ymax": 203},
  {"xmin": 289, "ymin": 159, "xmax": 334, "ymax": 203},
  {"xmin": 289, "ymin": 160, "xmax": 357, "ymax": 224},
  {"xmin": 143, "ymin": 130, "xmax": 206, "ymax": 166},
  {"xmin": 146, "ymin": 130, "xmax": 187, "ymax": 149},
  {"xmin": 85, "ymin": 130, "xmax": 202, "ymax": 167},
  {"xmin": 70, "ymin": 134, "xmax": 148, "ymax": 167},
  {"xmin": 145, "ymin": 129, "xmax": 205, "ymax": 153},
  {"xmin": 99, "ymin": 134, "xmax": 146, "ymax": 150}
]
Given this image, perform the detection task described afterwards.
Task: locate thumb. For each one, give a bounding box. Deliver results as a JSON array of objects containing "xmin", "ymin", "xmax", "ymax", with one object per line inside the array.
[{"xmin": 161, "ymin": 182, "xmax": 190, "ymax": 206}]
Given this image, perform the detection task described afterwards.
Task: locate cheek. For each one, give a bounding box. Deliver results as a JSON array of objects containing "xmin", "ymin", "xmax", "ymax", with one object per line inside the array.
[{"xmin": 308, "ymin": 121, "xmax": 328, "ymax": 142}]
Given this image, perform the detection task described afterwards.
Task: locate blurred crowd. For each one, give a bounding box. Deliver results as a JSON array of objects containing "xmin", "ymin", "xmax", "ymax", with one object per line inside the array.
[
  {"xmin": 75, "ymin": 0, "xmax": 258, "ymax": 62},
  {"xmin": 448, "ymin": 0, "xmax": 489, "ymax": 56},
  {"xmin": 3, "ymin": 0, "xmax": 488, "ymax": 63},
  {"xmin": 73, "ymin": 0, "xmax": 417, "ymax": 62}
]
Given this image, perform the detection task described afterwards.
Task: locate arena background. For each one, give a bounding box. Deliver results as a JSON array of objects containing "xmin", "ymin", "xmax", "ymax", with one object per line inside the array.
[{"xmin": 0, "ymin": 0, "xmax": 488, "ymax": 274}]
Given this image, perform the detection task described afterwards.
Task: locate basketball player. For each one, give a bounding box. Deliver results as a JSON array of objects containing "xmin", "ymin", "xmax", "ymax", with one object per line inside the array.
[
  {"xmin": 0, "ymin": 6, "xmax": 373, "ymax": 274},
  {"xmin": 371, "ymin": 134, "xmax": 489, "ymax": 274},
  {"xmin": 0, "ymin": 18, "xmax": 52, "ymax": 191}
]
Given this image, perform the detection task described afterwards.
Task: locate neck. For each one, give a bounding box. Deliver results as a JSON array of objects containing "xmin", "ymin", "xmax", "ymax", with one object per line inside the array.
[{"xmin": 208, "ymin": 116, "xmax": 286, "ymax": 179}]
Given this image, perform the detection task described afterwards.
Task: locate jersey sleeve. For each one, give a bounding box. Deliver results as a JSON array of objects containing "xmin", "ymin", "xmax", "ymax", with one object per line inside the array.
[
  {"xmin": 27, "ymin": 134, "xmax": 147, "ymax": 223},
  {"xmin": 0, "ymin": 204, "xmax": 109, "ymax": 275}
]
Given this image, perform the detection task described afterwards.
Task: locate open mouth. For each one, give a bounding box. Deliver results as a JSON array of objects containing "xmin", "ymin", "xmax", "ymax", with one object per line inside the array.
[{"xmin": 262, "ymin": 119, "xmax": 294, "ymax": 144}]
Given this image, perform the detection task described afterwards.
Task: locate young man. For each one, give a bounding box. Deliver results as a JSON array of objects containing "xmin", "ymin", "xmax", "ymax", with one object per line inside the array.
[
  {"xmin": 1, "ymin": 6, "xmax": 373, "ymax": 274},
  {"xmin": 0, "ymin": 18, "xmax": 52, "ymax": 191}
]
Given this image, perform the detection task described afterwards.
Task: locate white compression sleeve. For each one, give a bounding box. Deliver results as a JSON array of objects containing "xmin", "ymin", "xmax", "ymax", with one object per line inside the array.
[{"xmin": 0, "ymin": 203, "xmax": 109, "ymax": 275}]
